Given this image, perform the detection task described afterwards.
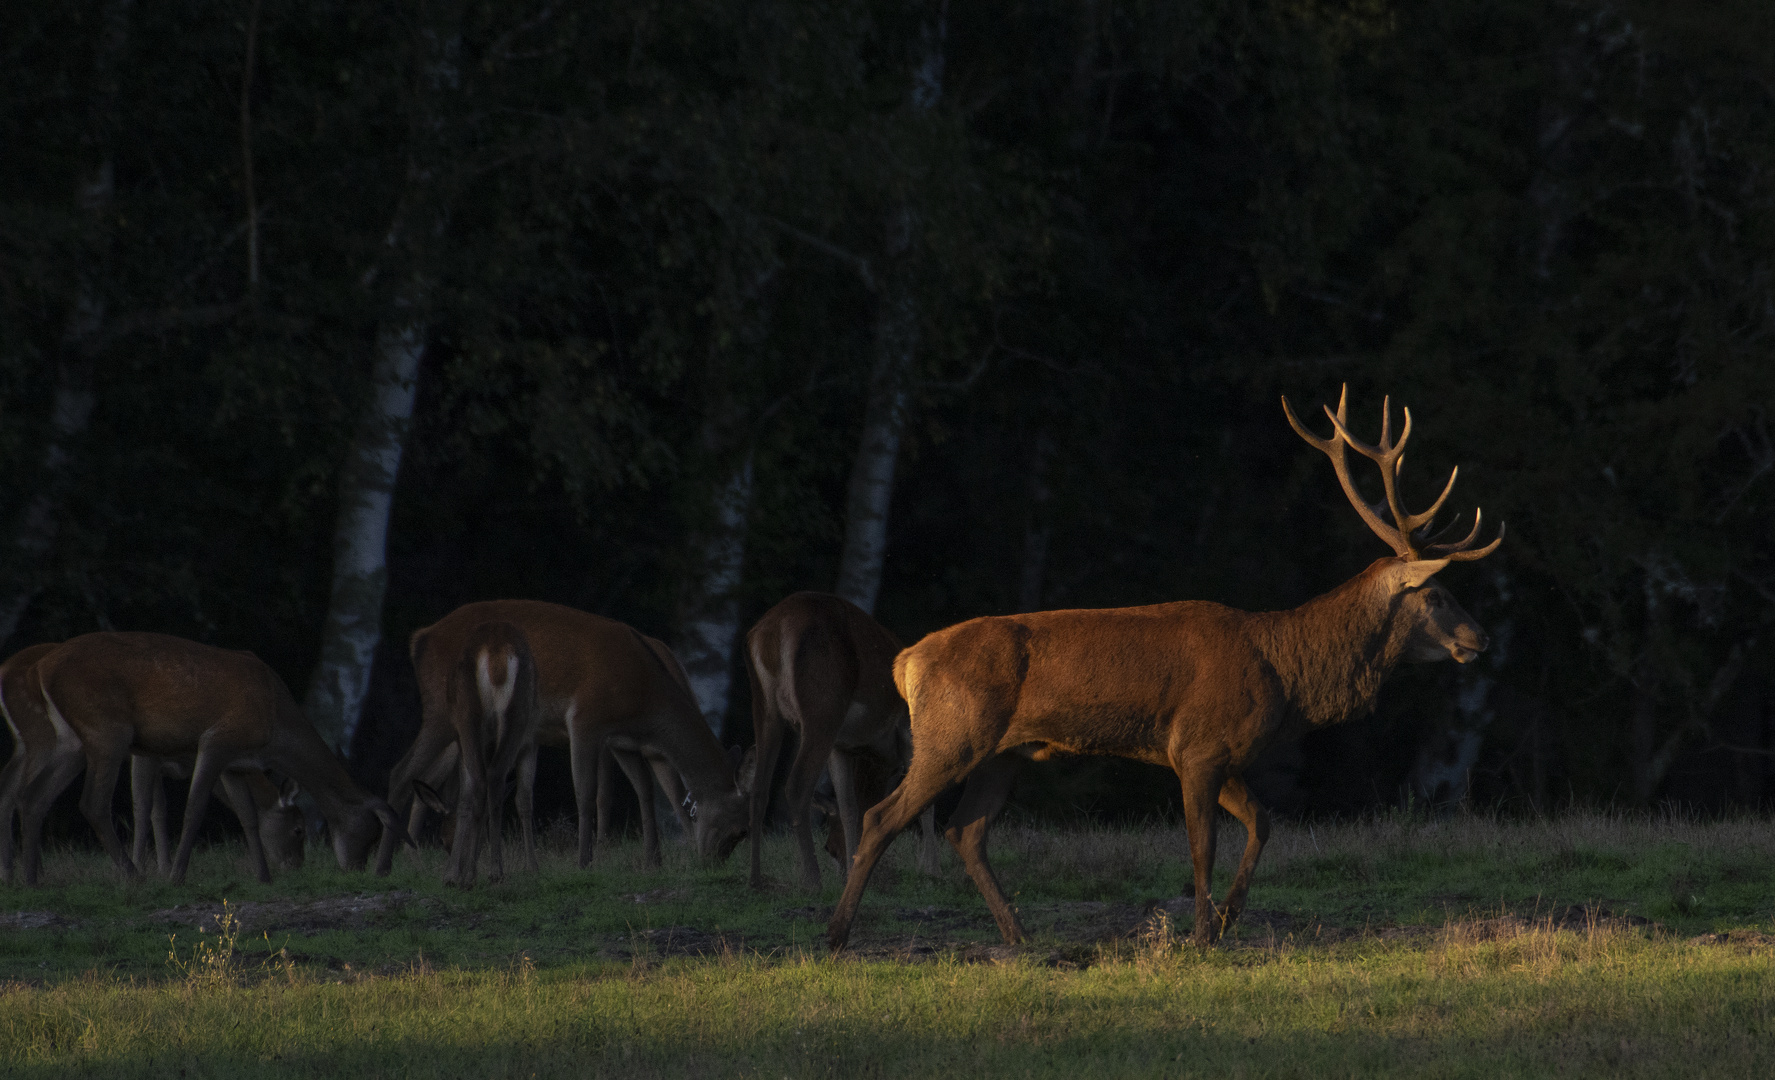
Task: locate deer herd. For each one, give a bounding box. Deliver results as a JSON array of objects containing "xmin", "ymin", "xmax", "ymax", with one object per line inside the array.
[{"xmin": 0, "ymin": 389, "xmax": 1501, "ymax": 953}]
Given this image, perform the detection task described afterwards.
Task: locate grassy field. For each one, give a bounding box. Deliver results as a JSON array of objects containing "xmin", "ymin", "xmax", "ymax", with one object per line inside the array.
[{"xmin": 2, "ymin": 809, "xmax": 1773, "ymax": 1077}]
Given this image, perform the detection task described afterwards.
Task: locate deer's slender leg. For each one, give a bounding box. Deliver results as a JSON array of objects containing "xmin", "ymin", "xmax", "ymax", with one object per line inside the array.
[
  {"xmin": 781, "ymin": 715, "xmax": 840, "ymax": 890},
  {"xmin": 0, "ymin": 752, "xmax": 26, "ymax": 882},
  {"xmin": 650, "ymin": 756, "xmax": 692, "ymax": 838},
  {"xmin": 19, "ymin": 748, "xmax": 83, "ymax": 885},
  {"xmin": 1215, "ymin": 775, "xmax": 1271, "ymax": 936},
  {"xmin": 942, "ymin": 754, "xmax": 1025, "ymax": 945},
  {"xmin": 220, "ymin": 771, "xmax": 273, "ymax": 884},
  {"xmin": 78, "ymin": 746, "xmax": 136, "ymax": 879},
  {"xmin": 170, "ymin": 744, "xmax": 235, "ymax": 884},
  {"xmin": 446, "ymin": 711, "xmax": 489, "ymax": 889},
  {"xmin": 827, "ymin": 749, "xmax": 863, "ymax": 881},
  {"xmin": 485, "ymin": 715, "xmax": 533, "ymax": 884},
  {"xmin": 746, "ymin": 707, "xmax": 785, "ymax": 889},
  {"xmin": 129, "ymin": 754, "xmax": 159, "ymax": 874},
  {"xmin": 568, "ymin": 720, "xmax": 599, "ymax": 868},
  {"xmin": 593, "ymin": 742, "xmax": 616, "ymax": 851},
  {"xmin": 1176, "ymin": 763, "xmax": 1226, "ymax": 946},
  {"xmin": 612, "ymin": 749, "xmax": 660, "ymax": 867},
  {"xmin": 828, "ymin": 748, "xmax": 981, "ymax": 952},
  {"xmin": 513, "ymin": 742, "xmax": 539, "ymax": 872}
]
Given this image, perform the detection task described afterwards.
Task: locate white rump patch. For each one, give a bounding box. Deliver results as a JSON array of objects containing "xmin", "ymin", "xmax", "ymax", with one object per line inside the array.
[{"xmin": 477, "ymin": 651, "xmax": 519, "ymax": 722}]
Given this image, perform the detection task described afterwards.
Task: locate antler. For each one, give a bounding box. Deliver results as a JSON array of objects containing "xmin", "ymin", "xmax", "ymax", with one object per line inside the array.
[{"xmin": 1281, "ymin": 384, "xmax": 1502, "ymax": 563}]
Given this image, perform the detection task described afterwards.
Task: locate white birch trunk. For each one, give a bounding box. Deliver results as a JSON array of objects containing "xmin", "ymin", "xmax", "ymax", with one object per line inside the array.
[
  {"xmin": 0, "ymin": 0, "xmax": 132, "ymax": 650},
  {"xmin": 303, "ymin": 309, "xmax": 425, "ymax": 752},
  {"xmin": 303, "ymin": 18, "xmax": 459, "ymax": 752},
  {"xmin": 832, "ymin": 6, "xmax": 945, "ymax": 616},
  {"xmin": 675, "ymin": 448, "xmax": 756, "ymax": 737}
]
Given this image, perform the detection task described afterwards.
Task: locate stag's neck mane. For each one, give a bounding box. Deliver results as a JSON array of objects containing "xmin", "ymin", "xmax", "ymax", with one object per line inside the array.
[{"xmin": 1248, "ymin": 560, "xmax": 1416, "ymax": 727}]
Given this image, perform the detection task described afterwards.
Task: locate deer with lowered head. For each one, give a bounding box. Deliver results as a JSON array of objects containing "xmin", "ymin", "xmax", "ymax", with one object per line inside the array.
[
  {"xmin": 379, "ymin": 600, "xmax": 749, "ymax": 875},
  {"xmin": 30, "ymin": 632, "xmax": 408, "ymax": 884},
  {"xmin": 828, "ymin": 387, "xmax": 1503, "ymax": 952},
  {"xmin": 745, "ymin": 592, "xmax": 938, "ymax": 890}
]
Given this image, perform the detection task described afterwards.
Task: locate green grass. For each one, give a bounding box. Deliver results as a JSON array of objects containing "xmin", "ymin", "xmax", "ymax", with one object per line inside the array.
[{"xmin": 3, "ymin": 810, "xmax": 1773, "ymax": 1077}]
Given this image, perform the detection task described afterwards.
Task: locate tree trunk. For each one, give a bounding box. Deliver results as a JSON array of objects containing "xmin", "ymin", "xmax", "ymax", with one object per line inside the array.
[
  {"xmin": 0, "ymin": 0, "xmax": 132, "ymax": 650},
  {"xmin": 675, "ymin": 446, "xmax": 756, "ymax": 738},
  {"xmin": 303, "ymin": 14, "xmax": 459, "ymax": 752},
  {"xmin": 832, "ymin": 5, "xmax": 945, "ymax": 616},
  {"xmin": 303, "ymin": 308, "xmax": 426, "ymax": 752}
]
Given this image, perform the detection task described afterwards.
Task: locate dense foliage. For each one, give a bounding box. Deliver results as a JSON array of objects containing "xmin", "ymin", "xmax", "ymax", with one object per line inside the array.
[{"xmin": 2, "ymin": 0, "xmax": 1771, "ymax": 822}]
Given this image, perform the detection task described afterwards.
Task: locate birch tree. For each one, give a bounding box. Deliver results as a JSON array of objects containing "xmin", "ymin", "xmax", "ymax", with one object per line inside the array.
[
  {"xmin": 305, "ymin": 8, "xmax": 461, "ymax": 752},
  {"xmin": 832, "ymin": 4, "xmax": 947, "ymax": 616}
]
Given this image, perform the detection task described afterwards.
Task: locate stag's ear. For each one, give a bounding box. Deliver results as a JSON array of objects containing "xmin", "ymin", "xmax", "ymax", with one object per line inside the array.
[
  {"xmin": 277, "ymin": 778, "xmax": 302, "ymax": 808},
  {"xmin": 1387, "ymin": 558, "xmax": 1451, "ymax": 591},
  {"xmin": 412, "ymin": 779, "xmax": 450, "ymax": 815}
]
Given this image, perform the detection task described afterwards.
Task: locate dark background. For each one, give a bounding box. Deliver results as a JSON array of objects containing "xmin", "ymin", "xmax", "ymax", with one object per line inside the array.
[{"xmin": 3, "ymin": 0, "xmax": 1773, "ymax": 844}]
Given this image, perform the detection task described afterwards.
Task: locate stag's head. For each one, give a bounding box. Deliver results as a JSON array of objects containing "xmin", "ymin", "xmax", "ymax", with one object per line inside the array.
[
  {"xmin": 1283, "ymin": 385, "xmax": 1503, "ymax": 665},
  {"xmin": 338, "ymin": 797, "xmax": 410, "ymax": 872}
]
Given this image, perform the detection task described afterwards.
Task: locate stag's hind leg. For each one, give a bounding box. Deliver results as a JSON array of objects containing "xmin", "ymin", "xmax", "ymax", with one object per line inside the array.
[{"xmin": 943, "ymin": 754, "xmax": 1025, "ymax": 944}]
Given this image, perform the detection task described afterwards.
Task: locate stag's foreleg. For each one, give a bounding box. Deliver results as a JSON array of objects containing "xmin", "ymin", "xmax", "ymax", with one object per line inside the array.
[
  {"xmin": 826, "ymin": 750, "xmax": 860, "ymax": 882},
  {"xmin": 1176, "ymin": 762, "xmax": 1227, "ymax": 947},
  {"xmin": 612, "ymin": 749, "xmax": 660, "ymax": 867},
  {"xmin": 1214, "ymin": 775, "xmax": 1271, "ymax": 938}
]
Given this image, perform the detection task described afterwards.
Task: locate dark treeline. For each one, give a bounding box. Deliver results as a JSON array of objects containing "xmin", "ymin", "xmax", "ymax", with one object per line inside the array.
[{"xmin": 2, "ymin": 0, "xmax": 1772, "ymax": 832}]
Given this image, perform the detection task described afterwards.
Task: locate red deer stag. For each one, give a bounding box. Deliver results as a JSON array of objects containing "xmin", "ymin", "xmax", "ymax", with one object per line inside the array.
[
  {"xmin": 380, "ymin": 600, "xmax": 748, "ymax": 874},
  {"xmin": 32, "ymin": 632, "xmax": 407, "ymax": 884},
  {"xmin": 827, "ymin": 387, "xmax": 1503, "ymax": 952},
  {"xmin": 130, "ymin": 756, "xmax": 306, "ymax": 875},
  {"xmin": 0, "ymin": 643, "xmax": 81, "ymax": 884},
  {"xmin": 745, "ymin": 592, "xmax": 937, "ymax": 890}
]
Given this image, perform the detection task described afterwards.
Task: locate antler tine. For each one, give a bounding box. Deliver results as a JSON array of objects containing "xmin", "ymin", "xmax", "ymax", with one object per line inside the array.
[
  {"xmin": 1325, "ymin": 398, "xmax": 1419, "ymax": 558},
  {"xmin": 1282, "ymin": 385, "xmax": 1414, "ymax": 559},
  {"xmin": 1435, "ymin": 513, "xmax": 1505, "ymax": 562}
]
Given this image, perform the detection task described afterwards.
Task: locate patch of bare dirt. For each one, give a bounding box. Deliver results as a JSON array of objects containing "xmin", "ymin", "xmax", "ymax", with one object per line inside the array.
[
  {"xmin": 1686, "ymin": 929, "xmax": 1775, "ymax": 951},
  {"xmin": 612, "ymin": 925, "xmax": 747, "ymax": 957},
  {"xmin": 626, "ymin": 888, "xmax": 691, "ymax": 905},
  {"xmin": 0, "ymin": 911, "xmax": 77, "ymax": 931},
  {"xmin": 150, "ymin": 891, "xmax": 429, "ymax": 935}
]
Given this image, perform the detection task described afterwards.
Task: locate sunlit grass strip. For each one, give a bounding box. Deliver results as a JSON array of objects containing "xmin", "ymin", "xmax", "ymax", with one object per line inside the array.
[{"xmin": 5, "ymin": 927, "xmax": 1772, "ymax": 1079}]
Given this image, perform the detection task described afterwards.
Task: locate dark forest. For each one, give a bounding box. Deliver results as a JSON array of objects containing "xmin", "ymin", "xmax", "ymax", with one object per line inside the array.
[{"xmin": 3, "ymin": 0, "xmax": 1772, "ymax": 835}]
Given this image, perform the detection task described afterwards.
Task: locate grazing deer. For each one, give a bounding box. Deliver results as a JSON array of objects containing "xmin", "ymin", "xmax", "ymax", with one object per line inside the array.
[
  {"xmin": 430, "ymin": 621, "xmax": 540, "ymax": 888},
  {"xmin": 745, "ymin": 592, "xmax": 937, "ymax": 890},
  {"xmin": 0, "ymin": 643, "xmax": 81, "ymax": 884},
  {"xmin": 130, "ymin": 756, "xmax": 306, "ymax": 875},
  {"xmin": 380, "ymin": 600, "xmax": 748, "ymax": 875},
  {"xmin": 828, "ymin": 387, "xmax": 1503, "ymax": 952},
  {"xmin": 31, "ymin": 632, "xmax": 407, "ymax": 884}
]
